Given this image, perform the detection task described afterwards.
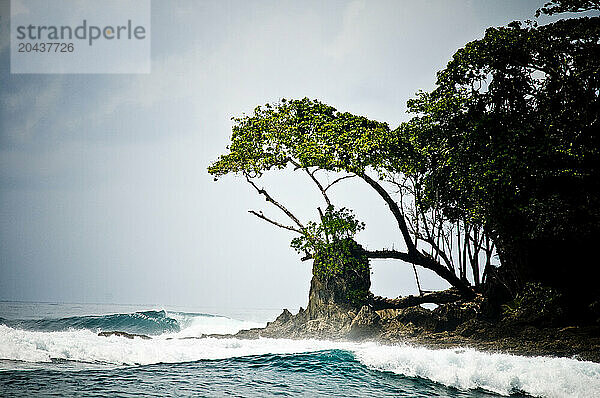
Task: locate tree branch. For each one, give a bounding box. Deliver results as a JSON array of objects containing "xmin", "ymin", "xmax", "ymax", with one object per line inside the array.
[
  {"xmin": 359, "ymin": 173, "xmax": 416, "ymax": 253},
  {"xmin": 371, "ymin": 289, "xmax": 463, "ymax": 310},
  {"xmin": 245, "ymin": 176, "xmax": 304, "ymax": 229},
  {"xmin": 415, "ymin": 204, "xmax": 454, "ymax": 271},
  {"xmin": 324, "ymin": 175, "xmax": 355, "ymax": 192},
  {"xmin": 248, "ymin": 210, "xmax": 302, "ymax": 233},
  {"xmin": 357, "ymin": 173, "xmax": 474, "ymax": 298},
  {"xmin": 363, "ymin": 249, "xmax": 414, "ymax": 262},
  {"xmin": 305, "ymin": 168, "xmax": 331, "ymax": 207},
  {"xmin": 288, "ymin": 159, "xmax": 333, "ymax": 208},
  {"xmin": 364, "ymin": 248, "xmax": 475, "ymax": 298}
]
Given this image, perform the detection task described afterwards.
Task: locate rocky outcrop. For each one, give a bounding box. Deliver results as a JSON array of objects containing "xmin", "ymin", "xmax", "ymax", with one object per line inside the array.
[
  {"xmin": 220, "ymin": 288, "xmax": 600, "ymax": 362},
  {"xmin": 226, "ymin": 253, "xmax": 600, "ymax": 362},
  {"xmin": 305, "ymin": 257, "xmax": 371, "ymax": 319},
  {"xmin": 249, "ymin": 252, "xmax": 482, "ymax": 341},
  {"xmin": 257, "ymin": 294, "xmax": 481, "ymax": 342},
  {"xmin": 348, "ymin": 305, "xmax": 381, "ymax": 339},
  {"xmin": 253, "ymin": 255, "xmax": 372, "ymax": 339}
]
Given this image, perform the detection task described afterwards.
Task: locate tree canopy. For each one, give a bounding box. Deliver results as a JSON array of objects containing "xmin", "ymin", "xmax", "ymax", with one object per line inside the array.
[
  {"xmin": 400, "ymin": 5, "xmax": 600, "ymax": 260},
  {"xmin": 209, "ymin": 98, "xmax": 396, "ymax": 178},
  {"xmin": 536, "ymin": 0, "xmax": 600, "ymax": 16}
]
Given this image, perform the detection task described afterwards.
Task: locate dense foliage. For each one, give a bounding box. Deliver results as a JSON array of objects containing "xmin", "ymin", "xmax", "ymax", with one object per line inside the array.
[
  {"xmin": 290, "ymin": 207, "xmax": 367, "ymax": 279},
  {"xmin": 536, "ymin": 0, "xmax": 600, "ymax": 16},
  {"xmin": 209, "ymin": 98, "xmax": 393, "ymax": 178},
  {"xmin": 401, "ymin": 13, "xmax": 600, "ymax": 249},
  {"xmin": 502, "ymin": 282, "xmax": 564, "ymax": 324}
]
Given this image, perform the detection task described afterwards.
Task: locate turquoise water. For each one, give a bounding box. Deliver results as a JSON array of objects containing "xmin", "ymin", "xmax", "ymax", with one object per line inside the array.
[
  {"xmin": 1, "ymin": 351, "xmax": 504, "ymax": 397},
  {"xmin": 1, "ymin": 302, "xmax": 599, "ymax": 397},
  {"xmin": 0, "ymin": 309, "xmax": 180, "ymax": 335}
]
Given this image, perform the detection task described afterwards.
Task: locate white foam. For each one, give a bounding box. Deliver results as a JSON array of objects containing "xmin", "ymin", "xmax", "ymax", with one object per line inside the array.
[
  {"xmin": 353, "ymin": 343, "xmax": 600, "ymax": 398},
  {"xmin": 168, "ymin": 312, "xmax": 265, "ymax": 337},
  {"xmin": 0, "ymin": 324, "xmax": 344, "ymax": 366},
  {"xmin": 1, "ymin": 322, "xmax": 599, "ymax": 398}
]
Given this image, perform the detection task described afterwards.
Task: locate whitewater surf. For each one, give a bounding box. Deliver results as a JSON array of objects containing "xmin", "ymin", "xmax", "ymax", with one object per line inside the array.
[{"xmin": 1, "ymin": 303, "xmax": 599, "ymax": 397}]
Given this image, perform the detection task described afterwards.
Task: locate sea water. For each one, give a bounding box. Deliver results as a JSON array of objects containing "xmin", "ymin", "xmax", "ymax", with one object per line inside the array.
[{"xmin": 1, "ymin": 302, "xmax": 599, "ymax": 397}]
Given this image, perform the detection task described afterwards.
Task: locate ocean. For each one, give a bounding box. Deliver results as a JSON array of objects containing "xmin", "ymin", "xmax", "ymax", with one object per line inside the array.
[{"xmin": 0, "ymin": 302, "xmax": 598, "ymax": 397}]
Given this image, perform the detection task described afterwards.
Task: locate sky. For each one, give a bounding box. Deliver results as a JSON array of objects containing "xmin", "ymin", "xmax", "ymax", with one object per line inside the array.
[{"xmin": 0, "ymin": 0, "xmax": 564, "ymax": 310}]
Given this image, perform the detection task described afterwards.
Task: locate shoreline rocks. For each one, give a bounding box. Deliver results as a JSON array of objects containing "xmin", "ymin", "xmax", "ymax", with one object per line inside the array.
[
  {"xmin": 227, "ymin": 300, "xmax": 600, "ymax": 363},
  {"xmin": 225, "ymin": 260, "xmax": 600, "ymax": 362}
]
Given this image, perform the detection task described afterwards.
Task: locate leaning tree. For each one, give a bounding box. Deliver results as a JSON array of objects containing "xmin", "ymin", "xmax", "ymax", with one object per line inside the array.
[{"xmin": 209, "ymin": 98, "xmax": 480, "ymax": 311}]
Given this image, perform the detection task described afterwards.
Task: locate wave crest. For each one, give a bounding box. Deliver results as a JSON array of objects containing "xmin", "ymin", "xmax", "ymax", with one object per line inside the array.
[
  {"xmin": 354, "ymin": 343, "xmax": 600, "ymax": 397},
  {"xmin": 0, "ymin": 310, "xmax": 179, "ymax": 335}
]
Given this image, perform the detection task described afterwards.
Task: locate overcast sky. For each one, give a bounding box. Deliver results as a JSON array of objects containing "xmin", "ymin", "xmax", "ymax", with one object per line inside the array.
[{"xmin": 0, "ymin": 0, "xmax": 564, "ymax": 310}]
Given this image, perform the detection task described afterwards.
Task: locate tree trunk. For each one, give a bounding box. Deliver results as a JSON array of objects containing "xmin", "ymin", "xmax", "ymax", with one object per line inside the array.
[
  {"xmin": 371, "ymin": 289, "xmax": 462, "ymax": 310},
  {"xmin": 365, "ymin": 249, "xmax": 475, "ymax": 299},
  {"xmin": 359, "ymin": 173, "xmax": 475, "ymax": 299}
]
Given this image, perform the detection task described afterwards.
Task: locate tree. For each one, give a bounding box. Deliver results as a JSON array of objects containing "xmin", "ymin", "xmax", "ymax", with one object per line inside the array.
[
  {"xmin": 398, "ymin": 1, "xmax": 600, "ymax": 301},
  {"xmin": 209, "ymin": 98, "xmax": 476, "ymax": 299},
  {"xmin": 536, "ymin": 0, "xmax": 600, "ymax": 16}
]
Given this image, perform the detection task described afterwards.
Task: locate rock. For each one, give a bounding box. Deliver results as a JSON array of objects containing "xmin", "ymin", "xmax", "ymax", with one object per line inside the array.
[
  {"xmin": 273, "ymin": 309, "xmax": 293, "ymax": 325},
  {"xmin": 434, "ymin": 298, "xmax": 481, "ymax": 331},
  {"xmin": 234, "ymin": 328, "xmax": 261, "ymax": 339},
  {"xmin": 348, "ymin": 305, "xmax": 381, "ymax": 339},
  {"xmin": 256, "ymin": 252, "xmax": 370, "ymax": 340},
  {"xmin": 396, "ymin": 322, "xmax": 421, "ymax": 337},
  {"xmin": 396, "ymin": 306, "xmax": 443, "ymax": 331},
  {"xmin": 305, "ymin": 253, "xmax": 371, "ymax": 320},
  {"xmin": 98, "ymin": 331, "xmax": 151, "ymax": 340},
  {"xmin": 376, "ymin": 308, "xmax": 400, "ymax": 320},
  {"xmin": 455, "ymin": 319, "xmax": 483, "ymax": 337}
]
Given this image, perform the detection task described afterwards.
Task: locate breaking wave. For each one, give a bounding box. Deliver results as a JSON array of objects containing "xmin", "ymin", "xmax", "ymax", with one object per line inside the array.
[
  {"xmin": 0, "ymin": 310, "xmax": 179, "ymax": 335},
  {"xmin": 1, "ymin": 310, "xmax": 599, "ymax": 397}
]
